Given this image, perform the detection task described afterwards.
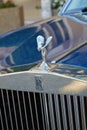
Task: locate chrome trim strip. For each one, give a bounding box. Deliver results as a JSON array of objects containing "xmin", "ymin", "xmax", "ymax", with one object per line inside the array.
[
  {"xmin": 0, "ymin": 89, "xmax": 87, "ymax": 130},
  {"xmin": 40, "ymin": 94, "xmax": 45, "ymax": 130},
  {"xmin": 33, "ymin": 93, "xmax": 40, "ymax": 130},
  {"xmin": 17, "ymin": 91, "xmax": 24, "ymax": 130},
  {"xmin": 0, "ymin": 109, "xmax": 4, "ymax": 130},
  {"xmin": 6, "ymin": 90, "xmax": 13, "ymax": 130},
  {"xmin": 54, "ymin": 94, "xmax": 62, "ymax": 130},
  {"xmin": 1, "ymin": 89, "xmax": 9, "ymax": 130},
  {"xmin": 11, "ymin": 91, "xmax": 19, "ymax": 130},
  {"xmin": 73, "ymin": 96, "xmax": 80, "ymax": 130},
  {"xmin": 28, "ymin": 92, "xmax": 35, "ymax": 130},
  {"xmin": 80, "ymin": 96, "xmax": 87, "ymax": 130},
  {"xmin": 66, "ymin": 95, "xmax": 74, "ymax": 130},
  {"xmin": 59, "ymin": 0, "xmax": 71, "ymax": 15},
  {"xmin": 48, "ymin": 94, "xmax": 56, "ymax": 130},
  {"xmin": 60, "ymin": 95, "xmax": 68, "ymax": 130},
  {"xmin": 22, "ymin": 92, "xmax": 29, "ymax": 130},
  {"xmin": 42, "ymin": 93, "xmax": 50, "ymax": 130}
]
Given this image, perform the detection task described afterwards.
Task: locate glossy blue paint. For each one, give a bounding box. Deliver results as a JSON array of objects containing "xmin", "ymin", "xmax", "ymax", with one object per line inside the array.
[
  {"xmin": 58, "ymin": 43, "xmax": 87, "ymax": 68},
  {"xmin": 0, "ymin": 16, "xmax": 87, "ymax": 69}
]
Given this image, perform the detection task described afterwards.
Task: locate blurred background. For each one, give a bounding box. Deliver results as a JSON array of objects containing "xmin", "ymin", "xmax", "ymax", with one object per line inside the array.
[{"xmin": 0, "ymin": 0, "xmax": 66, "ymax": 34}]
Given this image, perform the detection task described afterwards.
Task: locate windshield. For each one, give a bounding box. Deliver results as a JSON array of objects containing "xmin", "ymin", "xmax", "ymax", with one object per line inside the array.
[
  {"xmin": 59, "ymin": 0, "xmax": 87, "ymax": 24},
  {"xmin": 66, "ymin": 0, "xmax": 87, "ymax": 11}
]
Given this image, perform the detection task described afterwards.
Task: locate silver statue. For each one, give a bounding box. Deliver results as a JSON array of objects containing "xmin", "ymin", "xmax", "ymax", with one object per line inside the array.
[{"xmin": 36, "ymin": 35, "xmax": 52, "ymax": 71}]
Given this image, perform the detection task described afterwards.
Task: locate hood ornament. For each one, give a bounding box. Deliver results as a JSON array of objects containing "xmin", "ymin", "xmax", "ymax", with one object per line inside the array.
[{"xmin": 36, "ymin": 35, "xmax": 52, "ymax": 71}]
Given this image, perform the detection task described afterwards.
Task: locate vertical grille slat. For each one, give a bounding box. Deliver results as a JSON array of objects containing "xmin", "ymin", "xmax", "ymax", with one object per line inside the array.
[
  {"xmin": 1, "ymin": 90, "xmax": 9, "ymax": 130},
  {"xmin": 6, "ymin": 90, "xmax": 14, "ymax": 130},
  {"xmin": 17, "ymin": 91, "xmax": 24, "ymax": 130},
  {"xmin": 29, "ymin": 93, "xmax": 39, "ymax": 130},
  {"xmin": 84, "ymin": 97, "xmax": 87, "ymax": 127},
  {"xmin": 54, "ymin": 94, "xmax": 62, "ymax": 130},
  {"xmin": 48, "ymin": 94, "xmax": 56, "ymax": 130},
  {"xmin": 73, "ymin": 96, "xmax": 80, "ymax": 130},
  {"xmin": 0, "ymin": 89, "xmax": 87, "ymax": 130},
  {"xmin": 34, "ymin": 93, "xmax": 45, "ymax": 130},
  {"xmin": 22, "ymin": 92, "xmax": 29, "ymax": 130},
  {"xmin": 19, "ymin": 91, "xmax": 29, "ymax": 130},
  {"xmin": 27, "ymin": 92, "xmax": 35, "ymax": 130},
  {"xmin": 66, "ymin": 95, "xmax": 74, "ymax": 130},
  {"xmin": 42, "ymin": 93, "xmax": 50, "ymax": 130},
  {"xmin": 60, "ymin": 95, "xmax": 68, "ymax": 130},
  {"xmin": 33, "ymin": 93, "xmax": 40, "ymax": 130},
  {"xmin": 39, "ymin": 93, "xmax": 45, "ymax": 130},
  {"xmin": 23, "ymin": 92, "xmax": 34, "ymax": 130},
  {"xmin": 80, "ymin": 96, "xmax": 87, "ymax": 130},
  {"xmin": 11, "ymin": 91, "xmax": 19, "ymax": 130},
  {"xmin": 0, "ymin": 109, "xmax": 4, "ymax": 130}
]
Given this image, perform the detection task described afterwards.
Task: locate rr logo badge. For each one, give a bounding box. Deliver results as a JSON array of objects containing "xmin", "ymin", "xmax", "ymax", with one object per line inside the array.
[{"xmin": 35, "ymin": 75, "xmax": 43, "ymax": 91}]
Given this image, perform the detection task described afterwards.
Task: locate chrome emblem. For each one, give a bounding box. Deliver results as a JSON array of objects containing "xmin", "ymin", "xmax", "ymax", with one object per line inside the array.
[
  {"xmin": 36, "ymin": 35, "xmax": 52, "ymax": 71},
  {"xmin": 35, "ymin": 75, "xmax": 43, "ymax": 90}
]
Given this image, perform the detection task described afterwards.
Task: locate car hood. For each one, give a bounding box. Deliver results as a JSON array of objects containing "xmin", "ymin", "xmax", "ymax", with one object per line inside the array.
[{"xmin": 0, "ymin": 16, "xmax": 87, "ymax": 69}]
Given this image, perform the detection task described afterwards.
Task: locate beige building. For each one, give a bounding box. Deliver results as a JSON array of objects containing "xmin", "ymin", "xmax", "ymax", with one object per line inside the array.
[
  {"xmin": 0, "ymin": 0, "xmax": 65, "ymax": 34},
  {"xmin": 3, "ymin": 0, "xmax": 42, "ymax": 24}
]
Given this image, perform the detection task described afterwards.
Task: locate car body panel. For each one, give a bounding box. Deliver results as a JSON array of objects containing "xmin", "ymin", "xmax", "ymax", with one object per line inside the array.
[
  {"xmin": 57, "ymin": 41, "xmax": 87, "ymax": 68},
  {"xmin": 0, "ymin": 16, "xmax": 87, "ymax": 69}
]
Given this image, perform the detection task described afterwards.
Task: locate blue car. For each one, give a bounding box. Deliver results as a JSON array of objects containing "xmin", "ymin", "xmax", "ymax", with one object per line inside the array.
[
  {"xmin": 59, "ymin": 0, "xmax": 87, "ymax": 24},
  {"xmin": 0, "ymin": 0, "xmax": 87, "ymax": 130}
]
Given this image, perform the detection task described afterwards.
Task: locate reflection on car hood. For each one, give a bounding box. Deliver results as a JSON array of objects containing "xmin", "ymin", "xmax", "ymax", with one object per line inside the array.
[{"xmin": 0, "ymin": 16, "xmax": 87, "ymax": 70}]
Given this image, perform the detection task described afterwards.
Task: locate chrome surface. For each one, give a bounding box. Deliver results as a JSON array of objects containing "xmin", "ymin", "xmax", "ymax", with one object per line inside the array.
[
  {"xmin": 52, "ymin": 64, "xmax": 87, "ymax": 81},
  {"xmin": 0, "ymin": 63, "xmax": 87, "ymax": 82},
  {"xmin": 0, "ymin": 15, "xmax": 87, "ymax": 68},
  {"xmin": 0, "ymin": 63, "xmax": 86, "ymax": 96},
  {"xmin": 36, "ymin": 35, "xmax": 52, "ymax": 71},
  {"xmin": 0, "ymin": 63, "xmax": 87, "ymax": 130},
  {"xmin": 0, "ymin": 90, "xmax": 87, "ymax": 130},
  {"xmin": 66, "ymin": 95, "xmax": 74, "ymax": 130}
]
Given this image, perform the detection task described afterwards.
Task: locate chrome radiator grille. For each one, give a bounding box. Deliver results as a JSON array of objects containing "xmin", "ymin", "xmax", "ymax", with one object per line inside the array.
[{"xmin": 0, "ymin": 89, "xmax": 87, "ymax": 130}]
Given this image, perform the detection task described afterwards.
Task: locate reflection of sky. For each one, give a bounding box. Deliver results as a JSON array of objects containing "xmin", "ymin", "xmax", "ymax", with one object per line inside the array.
[{"xmin": 67, "ymin": 0, "xmax": 87, "ymax": 11}]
